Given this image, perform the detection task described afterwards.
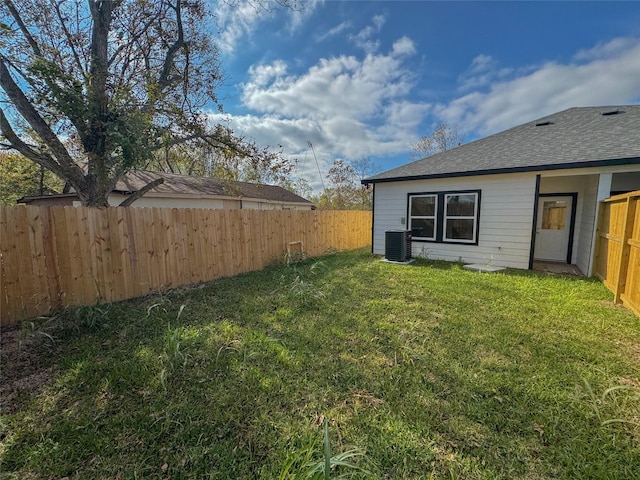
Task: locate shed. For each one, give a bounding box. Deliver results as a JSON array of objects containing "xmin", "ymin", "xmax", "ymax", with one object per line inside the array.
[{"xmin": 19, "ymin": 170, "xmax": 314, "ymax": 211}]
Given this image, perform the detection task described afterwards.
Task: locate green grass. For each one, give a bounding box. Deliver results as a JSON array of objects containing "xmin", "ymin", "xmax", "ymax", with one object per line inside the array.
[{"xmin": 1, "ymin": 249, "xmax": 639, "ymax": 479}]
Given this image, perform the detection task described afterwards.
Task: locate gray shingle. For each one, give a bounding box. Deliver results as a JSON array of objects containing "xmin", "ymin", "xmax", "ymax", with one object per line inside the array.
[
  {"xmin": 364, "ymin": 105, "xmax": 640, "ymax": 183},
  {"xmin": 115, "ymin": 170, "xmax": 313, "ymax": 204}
]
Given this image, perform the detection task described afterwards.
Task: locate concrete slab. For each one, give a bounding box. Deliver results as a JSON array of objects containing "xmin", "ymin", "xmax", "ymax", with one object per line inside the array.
[
  {"xmin": 381, "ymin": 258, "xmax": 416, "ymax": 265},
  {"xmin": 463, "ymin": 264, "xmax": 506, "ymax": 273}
]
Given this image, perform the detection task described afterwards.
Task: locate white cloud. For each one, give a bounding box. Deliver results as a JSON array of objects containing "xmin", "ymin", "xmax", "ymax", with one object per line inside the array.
[
  {"xmin": 215, "ymin": 1, "xmax": 263, "ymax": 54},
  {"xmin": 286, "ymin": 0, "xmax": 323, "ymax": 33},
  {"xmin": 573, "ymin": 37, "xmax": 638, "ymax": 61},
  {"xmin": 241, "ymin": 51, "xmax": 418, "ymax": 121},
  {"xmin": 247, "ymin": 61, "xmax": 288, "ymax": 87},
  {"xmin": 372, "ymin": 14, "xmax": 385, "ymax": 30},
  {"xmin": 212, "ymin": 39, "xmax": 429, "ymax": 190},
  {"xmin": 439, "ymin": 37, "xmax": 640, "ymax": 136},
  {"xmin": 392, "ymin": 37, "xmax": 416, "ymax": 56},
  {"xmin": 350, "ymin": 14, "xmax": 386, "ymax": 53},
  {"xmin": 316, "ymin": 20, "xmax": 352, "ymax": 42},
  {"xmin": 457, "ymin": 54, "xmax": 513, "ymax": 91},
  {"xmin": 208, "ymin": 112, "xmax": 348, "ymax": 189},
  {"xmin": 215, "ymin": 0, "xmax": 322, "ymax": 54}
]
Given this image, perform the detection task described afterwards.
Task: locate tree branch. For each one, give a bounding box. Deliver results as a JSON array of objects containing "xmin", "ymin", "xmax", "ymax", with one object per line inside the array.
[
  {"xmin": 2, "ymin": 4, "xmax": 90, "ymax": 142},
  {"xmin": 3, "ymin": 0, "xmax": 43, "ymax": 57},
  {"xmin": 118, "ymin": 177, "xmax": 164, "ymax": 206},
  {"xmin": 0, "ymin": 108, "xmax": 65, "ymax": 178},
  {"xmin": 157, "ymin": 0, "xmax": 185, "ymax": 91},
  {"xmin": 108, "ymin": 14, "xmax": 156, "ymax": 67},
  {"xmin": 0, "ymin": 58, "xmax": 84, "ymax": 181},
  {"xmin": 51, "ymin": 0, "xmax": 87, "ymax": 77}
]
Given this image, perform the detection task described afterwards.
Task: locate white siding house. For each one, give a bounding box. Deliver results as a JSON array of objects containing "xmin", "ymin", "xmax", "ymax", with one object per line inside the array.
[
  {"xmin": 364, "ymin": 106, "xmax": 640, "ymax": 276},
  {"xmin": 373, "ymin": 173, "xmax": 536, "ymax": 269}
]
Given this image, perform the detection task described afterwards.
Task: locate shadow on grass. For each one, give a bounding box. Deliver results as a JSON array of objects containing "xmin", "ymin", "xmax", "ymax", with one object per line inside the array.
[{"xmin": 1, "ymin": 248, "xmax": 638, "ymax": 479}]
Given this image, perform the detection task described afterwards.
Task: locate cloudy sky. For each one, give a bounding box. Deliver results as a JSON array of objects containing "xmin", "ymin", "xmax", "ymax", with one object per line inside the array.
[{"xmin": 211, "ymin": 1, "xmax": 640, "ymax": 189}]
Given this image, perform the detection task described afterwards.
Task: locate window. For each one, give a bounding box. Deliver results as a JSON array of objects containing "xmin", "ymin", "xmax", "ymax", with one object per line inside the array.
[
  {"xmin": 443, "ymin": 193, "xmax": 479, "ymax": 243},
  {"xmin": 408, "ymin": 190, "xmax": 480, "ymax": 244},
  {"xmin": 409, "ymin": 195, "xmax": 437, "ymax": 240},
  {"xmin": 541, "ymin": 200, "xmax": 566, "ymax": 230}
]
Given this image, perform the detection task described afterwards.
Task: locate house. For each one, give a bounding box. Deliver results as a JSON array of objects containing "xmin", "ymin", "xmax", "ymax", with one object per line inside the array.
[
  {"xmin": 362, "ymin": 105, "xmax": 640, "ymax": 276},
  {"xmin": 18, "ymin": 170, "xmax": 314, "ymax": 211}
]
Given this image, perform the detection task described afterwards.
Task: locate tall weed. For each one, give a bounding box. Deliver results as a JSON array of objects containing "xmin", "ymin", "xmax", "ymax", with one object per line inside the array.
[{"xmin": 279, "ymin": 418, "xmax": 372, "ymax": 479}]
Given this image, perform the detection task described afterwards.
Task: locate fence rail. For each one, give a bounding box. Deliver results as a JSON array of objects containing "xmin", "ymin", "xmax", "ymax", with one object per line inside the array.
[
  {"xmin": 0, "ymin": 206, "xmax": 372, "ymax": 325},
  {"xmin": 594, "ymin": 190, "xmax": 640, "ymax": 317}
]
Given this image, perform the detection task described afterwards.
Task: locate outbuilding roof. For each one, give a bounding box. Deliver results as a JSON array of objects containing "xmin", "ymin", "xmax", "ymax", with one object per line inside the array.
[
  {"xmin": 18, "ymin": 170, "xmax": 313, "ymax": 206},
  {"xmin": 115, "ymin": 170, "xmax": 313, "ymax": 205},
  {"xmin": 364, "ymin": 105, "xmax": 640, "ymax": 184}
]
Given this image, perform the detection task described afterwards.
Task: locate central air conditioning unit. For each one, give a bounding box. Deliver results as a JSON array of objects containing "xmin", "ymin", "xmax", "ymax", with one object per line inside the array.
[{"xmin": 385, "ymin": 230, "xmax": 412, "ymax": 262}]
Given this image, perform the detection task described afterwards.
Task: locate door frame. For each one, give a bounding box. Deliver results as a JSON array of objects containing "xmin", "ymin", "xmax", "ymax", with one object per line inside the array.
[{"xmin": 529, "ymin": 188, "xmax": 578, "ymax": 266}]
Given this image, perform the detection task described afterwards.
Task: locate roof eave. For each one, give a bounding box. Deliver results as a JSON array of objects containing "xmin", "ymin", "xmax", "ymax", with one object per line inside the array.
[
  {"xmin": 361, "ymin": 157, "xmax": 640, "ymax": 185},
  {"xmin": 17, "ymin": 193, "xmax": 78, "ymax": 203},
  {"xmin": 110, "ymin": 191, "xmax": 313, "ymax": 205}
]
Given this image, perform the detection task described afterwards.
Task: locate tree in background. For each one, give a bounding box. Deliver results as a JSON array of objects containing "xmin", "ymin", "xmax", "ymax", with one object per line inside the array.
[
  {"xmin": 276, "ymin": 176, "xmax": 313, "ymax": 200},
  {"xmin": 315, "ymin": 157, "xmax": 377, "ymax": 210},
  {"xmin": 410, "ymin": 122, "xmax": 465, "ymax": 160},
  {"xmin": 0, "ymin": 0, "xmax": 292, "ymax": 206},
  {"xmin": 146, "ymin": 125, "xmax": 294, "ymax": 185},
  {"xmin": 0, "ymin": 152, "xmax": 64, "ymax": 205}
]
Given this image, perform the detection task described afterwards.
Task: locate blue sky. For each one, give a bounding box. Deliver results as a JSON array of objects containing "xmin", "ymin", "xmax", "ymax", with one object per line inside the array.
[{"xmin": 211, "ymin": 1, "xmax": 640, "ymax": 189}]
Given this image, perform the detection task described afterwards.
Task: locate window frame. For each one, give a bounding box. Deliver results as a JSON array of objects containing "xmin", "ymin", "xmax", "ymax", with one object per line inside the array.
[
  {"xmin": 407, "ymin": 189, "xmax": 481, "ymax": 245},
  {"xmin": 408, "ymin": 194, "xmax": 437, "ymax": 241},
  {"xmin": 442, "ymin": 192, "xmax": 480, "ymax": 244}
]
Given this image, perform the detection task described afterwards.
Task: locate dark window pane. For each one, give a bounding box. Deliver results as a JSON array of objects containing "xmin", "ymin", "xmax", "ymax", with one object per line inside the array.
[
  {"xmin": 411, "ymin": 218, "xmax": 435, "ymax": 238},
  {"xmin": 446, "ymin": 219, "xmax": 474, "ymax": 240},
  {"xmin": 411, "ymin": 196, "xmax": 435, "ymax": 216},
  {"xmin": 446, "ymin": 194, "xmax": 476, "ymax": 216}
]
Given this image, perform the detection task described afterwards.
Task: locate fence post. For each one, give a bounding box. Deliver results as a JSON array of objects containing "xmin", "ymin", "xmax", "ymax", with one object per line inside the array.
[
  {"xmin": 614, "ymin": 196, "xmax": 637, "ymax": 303},
  {"xmin": 593, "ymin": 200, "xmax": 614, "ymax": 284}
]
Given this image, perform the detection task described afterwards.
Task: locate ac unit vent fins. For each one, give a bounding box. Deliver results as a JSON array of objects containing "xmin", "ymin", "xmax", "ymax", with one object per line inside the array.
[{"xmin": 385, "ymin": 230, "xmax": 412, "ymax": 262}]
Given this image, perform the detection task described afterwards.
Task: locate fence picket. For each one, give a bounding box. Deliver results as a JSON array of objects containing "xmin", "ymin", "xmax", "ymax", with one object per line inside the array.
[
  {"xmin": 595, "ymin": 190, "xmax": 640, "ymax": 317},
  {"xmin": 0, "ymin": 206, "xmax": 371, "ymax": 325}
]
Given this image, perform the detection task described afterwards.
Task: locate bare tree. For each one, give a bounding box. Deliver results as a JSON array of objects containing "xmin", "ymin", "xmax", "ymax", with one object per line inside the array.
[
  {"xmin": 146, "ymin": 125, "xmax": 295, "ymax": 185},
  {"xmin": 0, "ymin": 0, "xmax": 293, "ymax": 206},
  {"xmin": 315, "ymin": 157, "xmax": 377, "ymax": 210},
  {"xmin": 410, "ymin": 122, "xmax": 464, "ymax": 160}
]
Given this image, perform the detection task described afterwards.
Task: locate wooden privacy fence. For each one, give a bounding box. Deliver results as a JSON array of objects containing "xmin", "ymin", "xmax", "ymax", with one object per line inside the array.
[
  {"xmin": 594, "ymin": 190, "xmax": 640, "ymax": 317},
  {"xmin": 0, "ymin": 206, "xmax": 372, "ymax": 325}
]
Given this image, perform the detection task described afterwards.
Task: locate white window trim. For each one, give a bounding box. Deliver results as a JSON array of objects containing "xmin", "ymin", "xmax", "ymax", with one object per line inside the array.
[
  {"xmin": 409, "ymin": 194, "xmax": 437, "ymax": 241},
  {"xmin": 443, "ymin": 192, "xmax": 479, "ymax": 244}
]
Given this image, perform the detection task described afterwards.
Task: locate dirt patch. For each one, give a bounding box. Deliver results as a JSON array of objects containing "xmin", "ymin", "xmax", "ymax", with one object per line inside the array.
[
  {"xmin": 615, "ymin": 339, "xmax": 640, "ymax": 366},
  {"xmin": 626, "ymin": 342, "xmax": 640, "ymax": 365},
  {"xmin": 0, "ymin": 324, "xmax": 57, "ymax": 415},
  {"xmin": 532, "ymin": 261, "xmax": 584, "ymax": 276}
]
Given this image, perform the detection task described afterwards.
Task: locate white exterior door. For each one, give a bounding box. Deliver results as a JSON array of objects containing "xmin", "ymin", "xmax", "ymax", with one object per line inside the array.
[{"xmin": 534, "ymin": 196, "xmax": 573, "ymax": 262}]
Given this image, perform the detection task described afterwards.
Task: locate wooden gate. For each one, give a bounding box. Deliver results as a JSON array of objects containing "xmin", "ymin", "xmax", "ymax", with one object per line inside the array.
[{"xmin": 594, "ymin": 190, "xmax": 640, "ymax": 317}]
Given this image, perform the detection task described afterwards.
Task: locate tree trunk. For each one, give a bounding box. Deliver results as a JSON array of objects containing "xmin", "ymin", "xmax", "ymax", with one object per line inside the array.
[{"xmin": 75, "ymin": 168, "xmax": 112, "ymax": 207}]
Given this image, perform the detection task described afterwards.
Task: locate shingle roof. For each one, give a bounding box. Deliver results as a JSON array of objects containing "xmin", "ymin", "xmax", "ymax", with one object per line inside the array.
[
  {"xmin": 364, "ymin": 105, "xmax": 640, "ymax": 184},
  {"xmin": 115, "ymin": 170, "xmax": 313, "ymax": 205}
]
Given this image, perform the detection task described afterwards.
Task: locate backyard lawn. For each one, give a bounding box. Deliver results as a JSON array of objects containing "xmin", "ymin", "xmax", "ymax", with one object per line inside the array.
[{"xmin": 1, "ymin": 249, "xmax": 639, "ymax": 479}]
